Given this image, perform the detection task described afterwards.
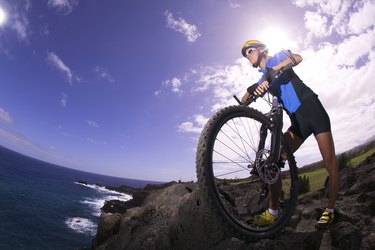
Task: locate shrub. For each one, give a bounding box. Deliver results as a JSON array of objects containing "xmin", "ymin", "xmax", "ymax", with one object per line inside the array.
[
  {"xmin": 337, "ymin": 153, "xmax": 350, "ymax": 170},
  {"xmin": 298, "ymin": 175, "xmax": 310, "ymax": 195}
]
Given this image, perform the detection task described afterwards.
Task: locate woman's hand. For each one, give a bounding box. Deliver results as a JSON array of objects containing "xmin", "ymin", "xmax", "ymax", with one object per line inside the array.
[
  {"xmin": 242, "ymin": 81, "xmax": 270, "ymax": 103},
  {"xmin": 254, "ymin": 81, "xmax": 269, "ymax": 96}
]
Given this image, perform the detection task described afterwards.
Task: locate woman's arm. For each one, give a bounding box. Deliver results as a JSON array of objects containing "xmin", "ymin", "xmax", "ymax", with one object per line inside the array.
[{"xmin": 272, "ymin": 53, "xmax": 303, "ymax": 71}]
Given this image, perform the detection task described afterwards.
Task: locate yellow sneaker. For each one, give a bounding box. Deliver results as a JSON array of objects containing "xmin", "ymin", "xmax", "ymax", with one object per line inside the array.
[
  {"xmin": 316, "ymin": 209, "xmax": 334, "ymax": 229},
  {"xmin": 252, "ymin": 210, "xmax": 277, "ymax": 226}
]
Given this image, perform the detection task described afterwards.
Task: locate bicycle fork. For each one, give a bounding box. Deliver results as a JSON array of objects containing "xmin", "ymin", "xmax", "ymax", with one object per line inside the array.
[
  {"xmin": 257, "ymin": 97, "xmax": 283, "ymax": 163},
  {"xmin": 270, "ymin": 96, "xmax": 283, "ymax": 163},
  {"xmin": 252, "ymin": 97, "xmax": 284, "ymax": 188}
]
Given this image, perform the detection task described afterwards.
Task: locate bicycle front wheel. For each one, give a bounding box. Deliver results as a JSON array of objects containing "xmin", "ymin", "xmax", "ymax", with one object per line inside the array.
[{"xmin": 196, "ymin": 105, "xmax": 299, "ymax": 239}]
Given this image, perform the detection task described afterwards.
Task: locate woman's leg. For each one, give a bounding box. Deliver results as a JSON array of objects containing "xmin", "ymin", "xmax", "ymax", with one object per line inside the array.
[
  {"xmin": 315, "ymin": 132, "xmax": 339, "ymax": 209},
  {"xmin": 269, "ymin": 131, "xmax": 303, "ymax": 210},
  {"xmin": 284, "ymin": 130, "xmax": 304, "ymax": 153}
]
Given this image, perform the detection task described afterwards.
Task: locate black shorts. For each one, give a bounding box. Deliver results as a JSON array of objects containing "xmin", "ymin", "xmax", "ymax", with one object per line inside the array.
[{"xmin": 288, "ymin": 96, "xmax": 331, "ymax": 142}]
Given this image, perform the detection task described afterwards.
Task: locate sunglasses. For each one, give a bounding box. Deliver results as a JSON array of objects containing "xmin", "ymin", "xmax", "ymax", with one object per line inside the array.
[{"xmin": 246, "ymin": 48, "xmax": 256, "ymax": 57}]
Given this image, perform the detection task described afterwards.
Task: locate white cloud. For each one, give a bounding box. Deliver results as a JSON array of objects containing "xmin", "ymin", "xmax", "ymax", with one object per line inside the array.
[
  {"xmin": 292, "ymin": 40, "xmax": 375, "ymax": 164},
  {"xmin": 94, "ymin": 66, "xmax": 115, "ymax": 83},
  {"xmin": 4, "ymin": 1, "xmax": 32, "ymax": 41},
  {"xmin": 47, "ymin": 0, "xmax": 79, "ymax": 15},
  {"xmin": 330, "ymin": 0, "xmax": 352, "ymax": 36},
  {"xmin": 176, "ymin": 58, "xmax": 272, "ymax": 141},
  {"xmin": 24, "ymin": 0, "xmax": 32, "ymax": 12},
  {"xmin": 87, "ymin": 120, "xmax": 99, "ymax": 128},
  {"xmin": 157, "ymin": 76, "xmax": 189, "ymax": 96},
  {"xmin": 60, "ymin": 92, "xmax": 68, "ymax": 107},
  {"xmin": 164, "ymin": 10, "xmax": 201, "ymax": 42},
  {"xmin": 228, "ymin": 0, "xmax": 241, "ymax": 8},
  {"xmin": 87, "ymin": 137, "xmax": 107, "ymax": 145},
  {"xmin": 347, "ymin": 0, "xmax": 375, "ymax": 34},
  {"xmin": 192, "ymin": 59, "xmax": 268, "ymax": 112},
  {"xmin": 163, "ymin": 77, "xmax": 182, "ymax": 93},
  {"xmin": 293, "ymin": 0, "xmax": 375, "ymax": 41},
  {"xmin": 0, "ymin": 107, "xmax": 13, "ymax": 124},
  {"xmin": 304, "ymin": 11, "xmax": 329, "ymax": 38},
  {"xmin": 178, "ymin": 114, "xmax": 208, "ymax": 134},
  {"xmin": 292, "ymin": 0, "xmax": 342, "ymax": 14},
  {"xmin": 176, "ymin": 0, "xmax": 375, "ymax": 168},
  {"xmin": 12, "ymin": 18, "xmax": 29, "ymax": 40},
  {"xmin": 0, "ymin": 127, "xmax": 78, "ymax": 167},
  {"xmin": 47, "ymin": 51, "xmax": 78, "ymax": 84},
  {"xmin": 288, "ymin": 0, "xmax": 375, "ymax": 165}
]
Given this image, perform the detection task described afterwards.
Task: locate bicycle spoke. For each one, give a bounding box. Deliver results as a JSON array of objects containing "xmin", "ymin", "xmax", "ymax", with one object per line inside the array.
[
  {"xmin": 213, "ymin": 116, "xmax": 270, "ymax": 180},
  {"xmin": 213, "ymin": 148, "xmax": 251, "ymax": 170},
  {"xmin": 215, "ymin": 168, "xmax": 248, "ymax": 178},
  {"xmin": 215, "ymin": 131, "xmax": 252, "ymax": 163},
  {"xmin": 231, "ymin": 118, "xmax": 252, "ymax": 158}
]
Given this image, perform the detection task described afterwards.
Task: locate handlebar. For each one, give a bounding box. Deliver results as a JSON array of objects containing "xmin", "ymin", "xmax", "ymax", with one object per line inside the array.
[
  {"xmin": 234, "ymin": 66, "xmax": 289, "ymax": 107},
  {"xmin": 233, "ymin": 94, "xmax": 258, "ymax": 106},
  {"xmin": 233, "ymin": 63, "xmax": 294, "ymax": 107}
]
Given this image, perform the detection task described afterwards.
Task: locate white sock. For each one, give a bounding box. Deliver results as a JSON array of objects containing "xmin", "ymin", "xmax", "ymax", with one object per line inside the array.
[
  {"xmin": 326, "ymin": 208, "xmax": 334, "ymax": 214},
  {"xmin": 268, "ymin": 208, "xmax": 278, "ymax": 217}
]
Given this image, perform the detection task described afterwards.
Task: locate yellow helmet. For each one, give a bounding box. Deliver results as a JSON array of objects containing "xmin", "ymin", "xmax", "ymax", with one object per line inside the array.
[{"xmin": 241, "ymin": 40, "xmax": 267, "ymax": 57}]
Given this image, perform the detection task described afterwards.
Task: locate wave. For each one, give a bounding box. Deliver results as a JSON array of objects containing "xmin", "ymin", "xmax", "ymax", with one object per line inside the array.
[
  {"xmin": 65, "ymin": 217, "xmax": 97, "ymax": 236},
  {"xmin": 66, "ymin": 182, "xmax": 132, "ymax": 236},
  {"xmin": 75, "ymin": 182, "xmax": 132, "ymax": 216}
]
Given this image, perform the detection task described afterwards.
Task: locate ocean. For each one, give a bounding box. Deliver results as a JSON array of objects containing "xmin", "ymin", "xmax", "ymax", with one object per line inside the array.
[{"xmin": 0, "ymin": 145, "xmax": 161, "ymax": 249}]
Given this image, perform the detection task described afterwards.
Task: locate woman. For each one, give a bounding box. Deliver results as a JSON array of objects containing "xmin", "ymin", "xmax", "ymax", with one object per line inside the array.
[{"xmin": 241, "ymin": 40, "xmax": 339, "ymax": 229}]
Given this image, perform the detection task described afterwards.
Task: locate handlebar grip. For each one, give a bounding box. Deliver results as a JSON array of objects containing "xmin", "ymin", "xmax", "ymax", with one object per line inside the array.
[
  {"xmin": 233, "ymin": 94, "xmax": 257, "ymax": 106},
  {"xmin": 233, "ymin": 95, "xmax": 242, "ymax": 105}
]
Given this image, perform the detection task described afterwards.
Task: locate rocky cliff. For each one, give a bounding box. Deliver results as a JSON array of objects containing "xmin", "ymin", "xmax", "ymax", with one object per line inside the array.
[{"xmin": 92, "ymin": 154, "xmax": 375, "ymax": 250}]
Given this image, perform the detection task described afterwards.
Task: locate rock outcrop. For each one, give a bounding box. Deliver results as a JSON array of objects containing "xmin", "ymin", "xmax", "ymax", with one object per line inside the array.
[{"xmin": 93, "ymin": 154, "xmax": 375, "ymax": 250}]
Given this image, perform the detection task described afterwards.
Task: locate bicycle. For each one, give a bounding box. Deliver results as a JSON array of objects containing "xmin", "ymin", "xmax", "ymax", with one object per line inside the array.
[{"xmin": 196, "ymin": 91, "xmax": 299, "ymax": 239}]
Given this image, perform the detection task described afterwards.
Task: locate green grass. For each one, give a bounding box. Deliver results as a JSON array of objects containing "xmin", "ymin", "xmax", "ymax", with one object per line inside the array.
[
  {"xmin": 228, "ymin": 144, "xmax": 375, "ymax": 196},
  {"xmin": 299, "ymin": 168, "xmax": 328, "ymax": 194},
  {"xmin": 228, "ymin": 168, "xmax": 329, "ymax": 195},
  {"xmin": 349, "ymin": 147, "xmax": 375, "ymax": 167},
  {"xmin": 299, "ymin": 144, "xmax": 375, "ymax": 195}
]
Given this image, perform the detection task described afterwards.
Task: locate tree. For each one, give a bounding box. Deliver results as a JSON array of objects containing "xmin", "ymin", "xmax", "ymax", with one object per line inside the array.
[
  {"xmin": 337, "ymin": 153, "xmax": 350, "ymax": 170},
  {"xmin": 298, "ymin": 175, "xmax": 310, "ymax": 195}
]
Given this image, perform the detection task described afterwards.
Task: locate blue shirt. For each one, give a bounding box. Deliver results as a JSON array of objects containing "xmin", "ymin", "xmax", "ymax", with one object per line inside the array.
[{"xmin": 257, "ymin": 50, "xmax": 316, "ymax": 114}]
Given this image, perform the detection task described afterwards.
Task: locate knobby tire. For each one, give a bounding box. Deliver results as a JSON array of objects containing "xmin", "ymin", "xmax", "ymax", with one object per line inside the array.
[{"xmin": 196, "ymin": 105, "xmax": 299, "ymax": 240}]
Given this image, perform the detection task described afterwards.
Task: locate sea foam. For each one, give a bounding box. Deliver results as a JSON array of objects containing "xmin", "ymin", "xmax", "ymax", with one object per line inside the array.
[
  {"xmin": 65, "ymin": 217, "xmax": 97, "ymax": 236},
  {"xmin": 64, "ymin": 183, "xmax": 133, "ymax": 237},
  {"xmin": 75, "ymin": 182, "xmax": 132, "ymax": 216}
]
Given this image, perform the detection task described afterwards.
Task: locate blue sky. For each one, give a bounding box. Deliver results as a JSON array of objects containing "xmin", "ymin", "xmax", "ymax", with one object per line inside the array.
[{"xmin": 0, "ymin": 0, "xmax": 374, "ymax": 182}]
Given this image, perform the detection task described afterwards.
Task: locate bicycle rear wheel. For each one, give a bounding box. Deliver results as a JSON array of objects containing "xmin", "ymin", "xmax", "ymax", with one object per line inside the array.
[{"xmin": 196, "ymin": 105, "xmax": 299, "ymax": 239}]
